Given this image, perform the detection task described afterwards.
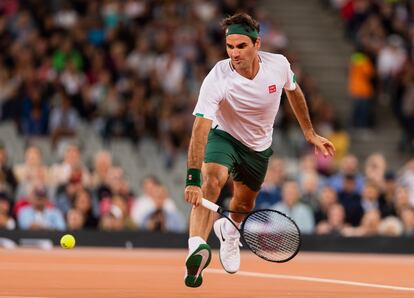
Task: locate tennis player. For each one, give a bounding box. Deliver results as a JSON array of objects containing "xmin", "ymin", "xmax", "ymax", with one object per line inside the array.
[{"xmin": 184, "ymin": 12, "xmax": 335, "ymax": 287}]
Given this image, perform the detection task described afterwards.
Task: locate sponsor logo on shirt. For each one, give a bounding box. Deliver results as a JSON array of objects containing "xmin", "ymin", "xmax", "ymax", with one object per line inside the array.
[{"xmin": 268, "ymin": 84, "xmax": 276, "ymax": 93}]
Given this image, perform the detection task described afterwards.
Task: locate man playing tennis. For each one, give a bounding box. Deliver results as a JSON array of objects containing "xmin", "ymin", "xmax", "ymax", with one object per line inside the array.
[{"xmin": 184, "ymin": 12, "xmax": 335, "ymax": 287}]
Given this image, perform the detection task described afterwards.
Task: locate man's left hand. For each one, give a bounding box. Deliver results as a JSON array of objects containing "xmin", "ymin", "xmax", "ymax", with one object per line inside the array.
[{"xmin": 306, "ymin": 134, "xmax": 336, "ymax": 157}]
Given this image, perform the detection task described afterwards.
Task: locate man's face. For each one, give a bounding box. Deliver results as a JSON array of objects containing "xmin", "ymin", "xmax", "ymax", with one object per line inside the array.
[
  {"xmin": 226, "ymin": 34, "xmax": 260, "ymax": 71},
  {"xmin": 32, "ymin": 192, "xmax": 47, "ymax": 209}
]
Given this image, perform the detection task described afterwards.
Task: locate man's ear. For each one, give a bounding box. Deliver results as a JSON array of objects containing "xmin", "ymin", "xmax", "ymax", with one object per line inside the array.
[{"xmin": 255, "ymin": 37, "xmax": 261, "ymax": 50}]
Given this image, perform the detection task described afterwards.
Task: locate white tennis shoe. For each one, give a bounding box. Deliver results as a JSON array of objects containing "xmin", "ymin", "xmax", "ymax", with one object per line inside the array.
[{"xmin": 213, "ymin": 217, "xmax": 242, "ymax": 274}]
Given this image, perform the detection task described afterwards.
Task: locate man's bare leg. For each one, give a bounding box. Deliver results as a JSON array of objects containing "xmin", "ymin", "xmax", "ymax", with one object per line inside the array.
[
  {"xmin": 189, "ymin": 163, "xmax": 229, "ymax": 240},
  {"xmin": 185, "ymin": 163, "xmax": 228, "ymax": 287}
]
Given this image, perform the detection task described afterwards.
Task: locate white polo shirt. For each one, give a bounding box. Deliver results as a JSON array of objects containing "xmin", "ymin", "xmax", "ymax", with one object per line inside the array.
[{"xmin": 193, "ymin": 51, "xmax": 296, "ymax": 151}]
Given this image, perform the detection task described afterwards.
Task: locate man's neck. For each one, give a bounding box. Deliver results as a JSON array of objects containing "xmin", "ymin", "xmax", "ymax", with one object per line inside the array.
[{"xmin": 236, "ymin": 55, "xmax": 260, "ymax": 80}]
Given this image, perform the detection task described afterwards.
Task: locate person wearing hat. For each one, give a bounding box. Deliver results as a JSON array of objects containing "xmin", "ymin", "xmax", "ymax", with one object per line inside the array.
[
  {"xmin": 183, "ymin": 12, "xmax": 336, "ymax": 287},
  {"xmin": 17, "ymin": 184, "xmax": 65, "ymax": 231}
]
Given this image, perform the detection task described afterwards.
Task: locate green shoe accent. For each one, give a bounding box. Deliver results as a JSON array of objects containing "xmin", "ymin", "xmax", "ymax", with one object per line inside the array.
[{"xmin": 185, "ymin": 243, "xmax": 212, "ymax": 288}]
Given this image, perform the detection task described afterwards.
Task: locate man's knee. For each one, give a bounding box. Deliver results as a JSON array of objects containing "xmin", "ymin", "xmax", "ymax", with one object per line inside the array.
[{"xmin": 202, "ymin": 175, "xmax": 223, "ymax": 197}]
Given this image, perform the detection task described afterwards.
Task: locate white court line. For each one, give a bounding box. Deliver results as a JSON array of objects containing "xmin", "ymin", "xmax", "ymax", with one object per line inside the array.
[
  {"xmin": 206, "ymin": 269, "xmax": 414, "ymax": 292},
  {"xmin": 0, "ymin": 296, "xmax": 50, "ymax": 298}
]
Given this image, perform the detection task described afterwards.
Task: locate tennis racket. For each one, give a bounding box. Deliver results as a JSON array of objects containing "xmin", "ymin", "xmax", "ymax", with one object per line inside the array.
[{"xmin": 201, "ymin": 198, "xmax": 301, "ymax": 263}]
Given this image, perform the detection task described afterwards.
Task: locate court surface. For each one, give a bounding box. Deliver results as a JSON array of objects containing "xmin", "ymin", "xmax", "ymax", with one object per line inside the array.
[{"xmin": 1, "ymin": 248, "xmax": 414, "ymax": 297}]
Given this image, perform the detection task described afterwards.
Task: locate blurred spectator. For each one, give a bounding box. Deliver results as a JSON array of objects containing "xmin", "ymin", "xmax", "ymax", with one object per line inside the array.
[
  {"xmin": 316, "ymin": 203, "xmax": 349, "ymax": 235},
  {"xmin": 255, "ymin": 158, "xmax": 284, "ymax": 210},
  {"xmin": 357, "ymin": 14, "xmax": 386, "ymax": 57},
  {"xmin": 154, "ymin": 49, "xmax": 185, "ymax": 95},
  {"xmin": 338, "ymin": 174, "xmax": 364, "ymax": 226},
  {"xmin": 90, "ymin": 150, "xmax": 113, "ymax": 189},
  {"xmin": 0, "ymin": 142, "xmax": 17, "ymax": 195},
  {"xmin": 160, "ymin": 110, "xmax": 190, "ymax": 169},
  {"xmin": 54, "ymin": 2, "xmax": 79, "ymax": 31},
  {"xmin": 394, "ymin": 186, "xmax": 411, "ymax": 216},
  {"xmin": 273, "ymin": 180, "xmax": 315, "ymax": 234},
  {"xmin": 379, "ymin": 170, "xmax": 397, "ymax": 218},
  {"xmin": 66, "ymin": 208, "xmax": 85, "ymax": 230},
  {"xmin": 17, "ymin": 184, "xmax": 65, "ymax": 230},
  {"xmin": 342, "ymin": 209, "xmax": 381, "ymax": 236},
  {"xmin": 130, "ymin": 176, "xmax": 186, "ymax": 232},
  {"xmin": 54, "ymin": 168, "xmax": 89, "ymax": 216},
  {"xmin": 73, "ymin": 188, "xmax": 99, "ymax": 229},
  {"xmin": 377, "ymin": 35, "xmax": 407, "ymax": 104},
  {"xmin": 100, "ymin": 194, "xmax": 136, "ymax": 231},
  {"xmin": 300, "ymin": 171, "xmax": 322, "ymax": 212},
  {"xmin": 348, "ymin": 51, "xmax": 375, "ymax": 129},
  {"xmin": 329, "ymin": 154, "xmax": 365, "ymax": 193},
  {"xmin": 314, "ymin": 186, "xmax": 338, "ymax": 223},
  {"xmin": 102, "ymin": 90, "xmax": 136, "ymax": 144},
  {"xmin": 52, "ymin": 38, "xmax": 83, "ymax": 72},
  {"xmin": 13, "ymin": 144, "xmax": 49, "ymax": 198},
  {"xmin": 378, "ymin": 216, "xmax": 404, "ymax": 236},
  {"xmin": 49, "ymin": 89, "xmax": 80, "ymax": 148},
  {"xmin": 400, "ymin": 207, "xmax": 414, "ymax": 236},
  {"xmin": 126, "ymin": 37, "xmax": 155, "ymax": 80},
  {"xmin": 0, "ymin": 192, "xmax": 15, "ymax": 230},
  {"xmin": 49, "ymin": 143, "xmax": 90, "ymax": 187},
  {"xmin": 399, "ymin": 159, "xmax": 414, "ymax": 206},
  {"xmin": 342, "ymin": 0, "xmax": 372, "ymax": 40},
  {"xmin": 397, "ymin": 62, "xmax": 414, "ymax": 154},
  {"xmin": 99, "ymin": 166, "xmax": 133, "ymax": 205},
  {"xmin": 360, "ymin": 180, "xmax": 381, "ymax": 213},
  {"xmin": 364, "ymin": 153, "xmax": 387, "ymax": 190},
  {"xmin": 141, "ymin": 186, "xmax": 186, "ymax": 233},
  {"xmin": 20, "ymin": 87, "xmax": 49, "ymax": 136},
  {"xmin": 0, "ymin": 68, "xmax": 21, "ymax": 116}
]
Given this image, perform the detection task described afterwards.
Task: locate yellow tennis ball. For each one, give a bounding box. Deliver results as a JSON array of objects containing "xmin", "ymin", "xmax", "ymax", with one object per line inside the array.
[{"xmin": 60, "ymin": 234, "xmax": 76, "ymax": 249}]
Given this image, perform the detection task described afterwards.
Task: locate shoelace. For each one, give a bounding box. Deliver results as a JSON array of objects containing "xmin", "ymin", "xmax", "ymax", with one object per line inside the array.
[{"xmin": 224, "ymin": 234, "xmax": 243, "ymax": 257}]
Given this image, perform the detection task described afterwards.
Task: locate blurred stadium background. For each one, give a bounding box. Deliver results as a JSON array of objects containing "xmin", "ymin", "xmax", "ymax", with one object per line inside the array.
[{"xmin": 0, "ymin": 0, "xmax": 413, "ymax": 249}]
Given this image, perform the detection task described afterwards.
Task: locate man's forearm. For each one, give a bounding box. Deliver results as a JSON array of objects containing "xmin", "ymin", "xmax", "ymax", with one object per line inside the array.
[
  {"xmin": 285, "ymin": 85, "xmax": 315, "ymax": 140},
  {"xmin": 187, "ymin": 133, "xmax": 207, "ymax": 169},
  {"xmin": 187, "ymin": 117, "xmax": 212, "ymax": 169}
]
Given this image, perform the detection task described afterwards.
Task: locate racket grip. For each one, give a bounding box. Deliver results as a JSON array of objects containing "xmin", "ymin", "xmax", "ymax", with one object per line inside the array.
[{"xmin": 201, "ymin": 198, "xmax": 220, "ymax": 212}]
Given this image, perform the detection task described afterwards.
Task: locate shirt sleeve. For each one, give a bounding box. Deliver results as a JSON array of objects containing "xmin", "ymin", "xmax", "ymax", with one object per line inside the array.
[
  {"xmin": 283, "ymin": 58, "xmax": 297, "ymax": 91},
  {"xmin": 192, "ymin": 65, "xmax": 224, "ymax": 120}
]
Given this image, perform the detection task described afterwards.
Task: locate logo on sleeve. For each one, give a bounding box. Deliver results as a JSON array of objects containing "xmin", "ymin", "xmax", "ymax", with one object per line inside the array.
[{"xmin": 268, "ymin": 84, "xmax": 276, "ymax": 94}]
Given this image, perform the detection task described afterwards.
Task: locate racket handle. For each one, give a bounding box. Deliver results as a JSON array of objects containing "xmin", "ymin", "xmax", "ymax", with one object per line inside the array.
[{"xmin": 201, "ymin": 198, "xmax": 220, "ymax": 212}]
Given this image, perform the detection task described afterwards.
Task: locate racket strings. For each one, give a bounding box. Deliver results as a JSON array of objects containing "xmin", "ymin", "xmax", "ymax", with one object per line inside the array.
[{"xmin": 242, "ymin": 210, "xmax": 300, "ymax": 262}]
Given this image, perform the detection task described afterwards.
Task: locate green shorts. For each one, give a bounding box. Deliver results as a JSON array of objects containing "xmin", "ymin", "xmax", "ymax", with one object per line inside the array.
[{"xmin": 204, "ymin": 129, "xmax": 273, "ymax": 192}]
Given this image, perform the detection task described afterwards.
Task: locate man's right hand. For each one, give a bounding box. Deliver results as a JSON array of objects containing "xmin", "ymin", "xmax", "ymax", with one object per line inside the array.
[{"xmin": 184, "ymin": 185, "xmax": 203, "ymax": 207}]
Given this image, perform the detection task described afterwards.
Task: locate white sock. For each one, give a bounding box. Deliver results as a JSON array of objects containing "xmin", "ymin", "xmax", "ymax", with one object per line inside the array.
[
  {"xmin": 188, "ymin": 236, "xmax": 206, "ymax": 253},
  {"xmin": 224, "ymin": 217, "xmax": 241, "ymax": 236}
]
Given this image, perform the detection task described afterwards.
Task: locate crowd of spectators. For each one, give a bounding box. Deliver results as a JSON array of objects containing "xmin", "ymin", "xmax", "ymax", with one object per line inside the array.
[
  {"xmin": 0, "ymin": 0, "xmax": 342, "ymax": 165},
  {"xmin": 0, "ymin": 0, "xmax": 412, "ymax": 237},
  {"xmin": 0, "ymin": 142, "xmax": 186, "ymax": 232},
  {"xmin": 1, "ymin": 139, "xmax": 414, "ymax": 237},
  {"xmin": 326, "ymin": 0, "xmax": 414, "ymax": 153},
  {"xmin": 253, "ymin": 153, "xmax": 414, "ymax": 236}
]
